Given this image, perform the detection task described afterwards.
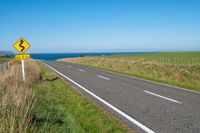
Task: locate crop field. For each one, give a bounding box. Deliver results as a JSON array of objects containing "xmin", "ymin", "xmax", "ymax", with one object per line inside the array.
[{"xmin": 59, "ymin": 52, "xmax": 200, "ymax": 92}]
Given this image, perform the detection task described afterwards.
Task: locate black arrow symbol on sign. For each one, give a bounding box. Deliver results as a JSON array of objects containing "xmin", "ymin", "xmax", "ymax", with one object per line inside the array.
[{"xmin": 19, "ymin": 39, "xmax": 25, "ymax": 52}]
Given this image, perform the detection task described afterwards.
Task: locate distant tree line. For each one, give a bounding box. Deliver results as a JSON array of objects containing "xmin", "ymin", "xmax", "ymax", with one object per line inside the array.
[
  {"xmin": 0, "ymin": 55, "xmax": 14, "ymax": 58},
  {"xmin": 80, "ymin": 55, "xmax": 85, "ymax": 57}
]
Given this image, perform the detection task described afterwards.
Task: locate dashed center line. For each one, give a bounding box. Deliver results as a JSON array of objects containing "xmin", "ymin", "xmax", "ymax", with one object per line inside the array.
[
  {"xmin": 97, "ymin": 75, "xmax": 110, "ymax": 80},
  {"xmin": 78, "ymin": 69, "xmax": 85, "ymax": 72},
  {"xmin": 144, "ymin": 90, "xmax": 182, "ymax": 104}
]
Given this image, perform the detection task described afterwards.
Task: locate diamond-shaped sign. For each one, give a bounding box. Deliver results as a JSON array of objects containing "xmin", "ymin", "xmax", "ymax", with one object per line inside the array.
[{"xmin": 14, "ymin": 38, "xmax": 30, "ymax": 54}]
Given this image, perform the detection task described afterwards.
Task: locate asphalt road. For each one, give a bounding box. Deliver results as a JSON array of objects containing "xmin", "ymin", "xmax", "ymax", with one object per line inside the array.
[{"xmin": 42, "ymin": 61, "xmax": 200, "ymax": 133}]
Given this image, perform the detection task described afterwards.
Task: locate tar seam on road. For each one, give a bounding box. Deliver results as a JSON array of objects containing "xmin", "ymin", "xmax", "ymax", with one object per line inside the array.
[
  {"xmin": 78, "ymin": 69, "xmax": 85, "ymax": 72},
  {"xmin": 41, "ymin": 61, "xmax": 156, "ymax": 133},
  {"xmin": 144, "ymin": 90, "xmax": 182, "ymax": 104},
  {"xmin": 97, "ymin": 75, "xmax": 111, "ymax": 80}
]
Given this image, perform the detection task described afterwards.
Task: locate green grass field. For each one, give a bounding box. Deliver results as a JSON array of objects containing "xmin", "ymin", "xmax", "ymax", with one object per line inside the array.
[
  {"xmin": 59, "ymin": 52, "xmax": 200, "ymax": 92},
  {"xmin": 30, "ymin": 63, "xmax": 134, "ymax": 133},
  {"xmin": 103, "ymin": 52, "xmax": 200, "ymax": 66}
]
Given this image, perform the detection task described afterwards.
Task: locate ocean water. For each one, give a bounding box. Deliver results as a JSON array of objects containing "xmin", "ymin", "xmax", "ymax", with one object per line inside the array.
[{"xmin": 30, "ymin": 52, "xmax": 155, "ymax": 61}]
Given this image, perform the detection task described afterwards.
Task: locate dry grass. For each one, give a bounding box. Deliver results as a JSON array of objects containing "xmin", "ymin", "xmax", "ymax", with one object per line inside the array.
[{"xmin": 0, "ymin": 60, "xmax": 41, "ymax": 133}]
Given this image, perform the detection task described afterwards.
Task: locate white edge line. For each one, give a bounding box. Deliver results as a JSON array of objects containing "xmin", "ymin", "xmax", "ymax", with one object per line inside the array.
[
  {"xmin": 144, "ymin": 90, "xmax": 182, "ymax": 104},
  {"xmin": 92, "ymin": 67, "xmax": 200, "ymax": 94},
  {"xmin": 97, "ymin": 75, "xmax": 110, "ymax": 80},
  {"xmin": 41, "ymin": 61, "xmax": 156, "ymax": 133},
  {"xmin": 78, "ymin": 69, "xmax": 85, "ymax": 72}
]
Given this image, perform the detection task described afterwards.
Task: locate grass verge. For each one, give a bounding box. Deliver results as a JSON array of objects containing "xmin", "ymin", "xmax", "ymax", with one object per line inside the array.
[
  {"xmin": 30, "ymin": 63, "xmax": 134, "ymax": 133},
  {"xmin": 0, "ymin": 60, "xmax": 41, "ymax": 133}
]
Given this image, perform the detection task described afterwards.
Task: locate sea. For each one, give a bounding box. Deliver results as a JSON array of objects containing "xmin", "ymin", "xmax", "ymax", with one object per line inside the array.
[{"xmin": 30, "ymin": 52, "xmax": 156, "ymax": 61}]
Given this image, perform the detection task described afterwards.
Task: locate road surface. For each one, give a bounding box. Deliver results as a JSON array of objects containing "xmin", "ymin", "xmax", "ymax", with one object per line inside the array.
[{"xmin": 42, "ymin": 61, "xmax": 200, "ymax": 133}]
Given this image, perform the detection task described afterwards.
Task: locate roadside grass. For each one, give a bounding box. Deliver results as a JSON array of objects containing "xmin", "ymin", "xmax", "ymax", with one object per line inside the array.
[
  {"xmin": 0, "ymin": 57, "xmax": 12, "ymax": 64},
  {"xmin": 0, "ymin": 60, "xmax": 41, "ymax": 133},
  {"xmin": 58, "ymin": 52, "xmax": 200, "ymax": 92},
  {"xmin": 30, "ymin": 63, "xmax": 134, "ymax": 133}
]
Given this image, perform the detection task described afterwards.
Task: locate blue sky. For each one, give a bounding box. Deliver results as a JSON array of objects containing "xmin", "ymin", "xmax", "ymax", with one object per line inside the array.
[{"xmin": 1, "ymin": 0, "xmax": 200, "ymax": 53}]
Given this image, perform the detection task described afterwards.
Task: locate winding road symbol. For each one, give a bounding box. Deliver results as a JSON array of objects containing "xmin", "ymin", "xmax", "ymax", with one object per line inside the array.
[{"xmin": 19, "ymin": 39, "xmax": 25, "ymax": 52}]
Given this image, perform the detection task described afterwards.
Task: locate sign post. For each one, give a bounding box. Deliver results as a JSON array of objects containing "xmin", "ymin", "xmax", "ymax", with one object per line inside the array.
[
  {"xmin": 21, "ymin": 59, "xmax": 25, "ymax": 81},
  {"xmin": 14, "ymin": 38, "xmax": 31, "ymax": 81}
]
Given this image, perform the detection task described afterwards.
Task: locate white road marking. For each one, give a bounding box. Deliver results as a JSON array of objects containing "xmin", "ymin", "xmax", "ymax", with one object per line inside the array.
[
  {"xmin": 67, "ymin": 65, "xmax": 72, "ymax": 68},
  {"xmin": 97, "ymin": 75, "xmax": 110, "ymax": 80},
  {"xmin": 144, "ymin": 90, "xmax": 182, "ymax": 104},
  {"xmin": 41, "ymin": 61, "xmax": 156, "ymax": 133},
  {"xmin": 94, "ymin": 67, "xmax": 200, "ymax": 94},
  {"xmin": 78, "ymin": 69, "xmax": 85, "ymax": 72}
]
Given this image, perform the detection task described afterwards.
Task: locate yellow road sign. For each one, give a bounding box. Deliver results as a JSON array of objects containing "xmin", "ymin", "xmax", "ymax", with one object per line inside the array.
[
  {"xmin": 14, "ymin": 38, "xmax": 30, "ymax": 54},
  {"xmin": 15, "ymin": 54, "xmax": 31, "ymax": 60}
]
